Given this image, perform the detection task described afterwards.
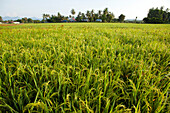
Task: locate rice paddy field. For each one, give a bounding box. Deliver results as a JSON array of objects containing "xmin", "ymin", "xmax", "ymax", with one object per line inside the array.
[{"xmin": 0, "ymin": 23, "xmax": 170, "ymax": 113}]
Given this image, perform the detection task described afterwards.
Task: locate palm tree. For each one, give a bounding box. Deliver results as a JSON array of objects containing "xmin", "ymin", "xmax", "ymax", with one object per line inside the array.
[
  {"xmin": 58, "ymin": 12, "xmax": 61, "ymax": 18},
  {"xmin": 135, "ymin": 16, "xmax": 137, "ymax": 23},
  {"xmin": 86, "ymin": 10, "xmax": 91, "ymax": 20},
  {"xmin": 106, "ymin": 12, "xmax": 114, "ymax": 22},
  {"xmin": 42, "ymin": 14, "xmax": 50, "ymax": 23},
  {"xmin": 165, "ymin": 8, "xmax": 169, "ymax": 13},
  {"xmin": 94, "ymin": 13, "xmax": 99, "ymax": 21},
  {"xmin": 102, "ymin": 8, "xmax": 109, "ymax": 22},
  {"xmin": 91, "ymin": 9, "xmax": 94, "ymax": 16},
  {"xmin": 71, "ymin": 9, "xmax": 76, "ymax": 18},
  {"xmin": 103, "ymin": 8, "xmax": 108, "ymax": 15},
  {"xmin": 47, "ymin": 14, "xmax": 50, "ymax": 18},
  {"xmin": 82, "ymin": 13, "xmax": 86, "ymax": 19},
  {"xmin": 98, "ymin": 10, "xmax": 102, "ymax": 19},
  {"xmin": 78, "ymin": 12, "xmax": 82, "ymax": 16},
  {"xmin": 90, "ymin": 9, "xmax": 95, "ymax": 22},
  {"xmin": 43, "ymin": 14, "xmax": 46, "ymax": 22},
  {"xmin": 76, "ymin": 12, "xmax": 82, "ymax": 22}
]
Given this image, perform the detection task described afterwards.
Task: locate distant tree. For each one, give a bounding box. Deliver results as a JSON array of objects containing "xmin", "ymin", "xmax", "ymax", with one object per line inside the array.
[
  {"xmin": 21, "ymin": 17, "xmax": 28, "ymax": 23},
  {"xmin": 28, "ymin": 18, "xmax": 33, "ymax": 23},
  {"xmin": 24, "ymin": 17, "xmax": 28, "ymax": 23},
  {"xmin": 40, "ymin": 7, "xmax": 116, "ymax": 23},
  {"xmin": 47, "ymin": 13, "xmax": 65, "ymax": 23},
  {"xmin": 0, "ymin": 16, "xmax": 3, "ymax": 22},
  {"xmin": 106, "ymin": 12, "xmax": 115, "ymax": 22},
  {"xmin": 46, "ymin": 14, "xmax": 50, "ymax": 19},
  {"xmin": 82, "ymin": 13, "xmax": 86, "ymax": 19},
  {"xmin": 42, "ymin": 14, "xmax": 50, "ymax": 23},
  {"xmin": 86, "ymin": 10, "xmax": 91, "ymax": 20},
  {"xmin": 21, "ymin": 19, "xmax": 25, "ymax": 23},
  {"xmin": 143, "ymin": 17, "xmax": 148, "ymax": 23},
  {"xmin": 135, "ymin": 16, "xmax": 137, "ymax": 23},
  {"xmin": 76, "ymin": 12, "xmax": 83, "ymax": 22},
  {"xmin": 102, "ymin": 14, "xmax": 107, "ymax": 22},
  {"xmin": 102, "ymin": 8, "xmax": 111, "ymax": 22},
  {"xmin": 57, "ymin": 13, "xmax": 61, "ymax": 17},
  {"xmin": 113, "ymin": 18, "xmax": 119, "ymax": 22},
  {"xmin": 48, "ymin": 15, "xmax": 58, "ymax": 22},
  {"xmin": 71, "ymin": 9, "xmax": 76, "ymax": 18},
  {"xmin": 98, "ymin": 10, "xmax": 102, "ymax": 19},
  {"xmin": 78, "ymin": 12, "xmax": 82, "ymax": 16},
  {"xmin": 34, "ymin": 20, "xmax": 41, "ymax": 23},
  {"xmin": 143, "ymin": 6, "xmax": 170, "ymax": 23},
  {"xmin": 43, "ymin": 14, "xmax": 46, "ymax": 22},
  {"xmin": 3, "ymin": 20, "xmax": 8, "ymax": 23},
  {"xmin": 94, "ymin": 13, "xmax": 99, "ymax": 21},
  {"xmin": 58, "ymin": 14, "xmax": 64, "ymax": 21},
  {"xmin": 16, "ymin": 19, "xmax": 22, "ymax": 23},
  {"xmin": 90, "ymin": 9, "xmax": 95, "ymax": 22},
  {"xmin": 119, "ymin": 14, "xmax": 125, "ymax": 22},
  {"xmin": 103, "ymin": 8, "xmax": 108, "ymax": 15}
]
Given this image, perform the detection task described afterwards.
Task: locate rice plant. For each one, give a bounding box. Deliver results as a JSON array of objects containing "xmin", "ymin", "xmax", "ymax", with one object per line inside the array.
[{"xmin": 0, "ymin": 23, "xmax": 169, "ymax": 113}]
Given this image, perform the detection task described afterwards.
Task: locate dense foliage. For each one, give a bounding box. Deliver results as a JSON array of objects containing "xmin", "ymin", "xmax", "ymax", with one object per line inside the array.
[
  {"xmin": 46, "ymin": 13, "xmax": 68, "ymax": 23},
  {"xmin": 0, "ymin": 23, "xmax": 169, "ymax": 112},
  {"xmin": 119, "ymin": 14, "xmax": 125, "ymax": 23},
  {"xmin": 15, "ymin": 18, "xmax": 41, "ymax": 23},
  {"xmin": 43, "ymin": 8, "xmax": 116, "ymax": 23},
  {"xmin": 0, "ymin": 16, "xmax": 2, "ymax": 22},
  {"xmin": 143, "ymin": 7, "xmax": 170, "ymax": 24}
]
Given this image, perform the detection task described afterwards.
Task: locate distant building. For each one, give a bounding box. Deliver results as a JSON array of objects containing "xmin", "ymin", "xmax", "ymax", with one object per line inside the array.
[
  {"xmin": 0, "ymin": 22, "xmax": 2, "ymax": 24},
  {"xmin": 81, "ymin": 19, "xmax": 89, "ymax": 22},
  {"xmin": 13, "ymin": 22, "xmax": 20, "ymax": 24},
  {"xmin": 69, "ymin": 18, "xmax": 76, "ymax": 22},
  {"xmin": 96, "ymin": 19, "xmax": 102, "ymax": 22}
]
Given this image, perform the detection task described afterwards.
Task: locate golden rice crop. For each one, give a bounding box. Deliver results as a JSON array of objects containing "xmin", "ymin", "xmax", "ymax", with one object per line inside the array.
[{"xmin": 0, "ymin": 23, "xmax": 169, "ymax": 112}]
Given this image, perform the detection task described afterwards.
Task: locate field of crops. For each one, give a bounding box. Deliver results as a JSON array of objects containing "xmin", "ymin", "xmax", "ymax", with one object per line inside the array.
[{"xmin": 0, "ymin": 23, "xmax": 169, "ymax": 113}]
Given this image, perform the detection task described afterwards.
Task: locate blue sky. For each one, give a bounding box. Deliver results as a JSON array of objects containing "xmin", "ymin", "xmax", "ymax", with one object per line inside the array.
[{"xmin": 0, "ymin": 0, "xmax": 170, "ymax": 19}]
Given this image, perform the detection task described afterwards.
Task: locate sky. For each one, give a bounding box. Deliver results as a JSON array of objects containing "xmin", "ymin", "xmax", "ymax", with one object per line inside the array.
[{"xmin": 0, "ymin": 0, "xmax": 170, "ymax": 20}]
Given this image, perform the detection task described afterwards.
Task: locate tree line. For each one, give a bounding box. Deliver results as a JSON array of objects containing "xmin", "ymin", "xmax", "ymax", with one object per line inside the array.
[
  {"xmin": 0, "ymin": 16, "xmax": 41, "ymax": 23},
  {"xmin": 0, "ymin": 7, "xmax": 169, "ymax": 24},
  {"xmin": 0, "ymin": 8, "xmax": 126, "ymax": 23},
  {"xmin": 143, "ymin": 6, "xmax": 170, "ymax": 23},
  {"xmin": 1, "ymin": 17, "xmax": 41, "ymax": 23},
  {"xmin": 43, "ymin": 8, "xmax": 125, "ymax": 23}
]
